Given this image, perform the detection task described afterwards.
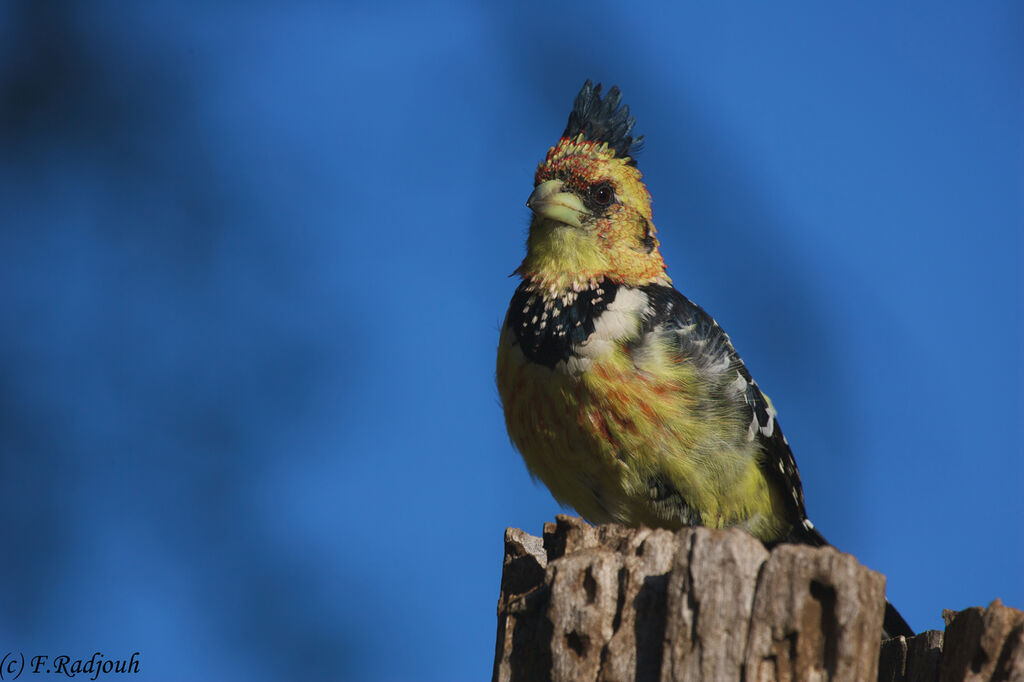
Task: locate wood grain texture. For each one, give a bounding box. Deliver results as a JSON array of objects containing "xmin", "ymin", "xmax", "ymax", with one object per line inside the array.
[{"xmin": 493, "ymin": 516, "xmax": 1024, "ymax": 682}]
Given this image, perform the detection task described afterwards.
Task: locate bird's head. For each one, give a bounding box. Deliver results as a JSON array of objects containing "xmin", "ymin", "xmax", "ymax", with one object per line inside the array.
[{"xmin": 518, "ymin": 81, "xmax": 670, "ymax": 294}]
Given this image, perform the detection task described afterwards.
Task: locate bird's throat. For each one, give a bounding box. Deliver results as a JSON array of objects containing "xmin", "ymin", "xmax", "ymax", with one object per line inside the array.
[{"xmin": 518, "ymin": 221, "xmax": 611, "ymax": 294}]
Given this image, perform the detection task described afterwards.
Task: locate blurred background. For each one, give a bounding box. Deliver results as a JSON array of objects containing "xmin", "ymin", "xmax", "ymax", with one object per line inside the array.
[{"xmin": 0, "ymin": 2, "xmax": 1020, "ymax": 680}]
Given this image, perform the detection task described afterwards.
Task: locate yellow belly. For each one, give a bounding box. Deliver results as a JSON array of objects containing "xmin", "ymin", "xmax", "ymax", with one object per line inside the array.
[
  {"xmin": 498, "ymin": 331, "xmax": 631, "ymax": 523},
  {"xmin": 496, "ymin": 324, "xmax": 789, "ymax": 538}
]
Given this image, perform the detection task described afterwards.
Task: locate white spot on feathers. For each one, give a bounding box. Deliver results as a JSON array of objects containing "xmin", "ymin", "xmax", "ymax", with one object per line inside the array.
[
  {"xmin": 747, "ymin": 416, "xmax": 759, "ymax": 441},
  {"xmin": 706, "ymin": 353, "xmax": 731, "ymax": 375},
  {"xmin": 554, "ymin": 287, "xmax": 648, "ymax": 377},
  {"xmin": 575, "ymin": 287, "xmax": 649, "ymax": 361},
  {"xmin": 558, "ymin": 355, "xmax": 592, "ymax": 376}
]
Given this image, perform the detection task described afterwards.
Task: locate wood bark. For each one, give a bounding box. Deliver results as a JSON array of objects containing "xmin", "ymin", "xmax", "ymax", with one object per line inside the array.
[{"xmin": 493, "ymin": 515, "xmax": 1024, "ymax": 682}]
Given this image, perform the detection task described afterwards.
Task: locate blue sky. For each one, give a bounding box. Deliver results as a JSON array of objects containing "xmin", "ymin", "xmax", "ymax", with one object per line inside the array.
[{"xmin": 0, "ymin": 2, "xmax": 1020, "ymax": 680}]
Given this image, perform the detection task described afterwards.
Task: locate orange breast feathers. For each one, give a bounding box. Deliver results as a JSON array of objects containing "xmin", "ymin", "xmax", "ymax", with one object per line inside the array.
[{"xmin": 495, "ymin": 321, "xmax": 690, "ymax": 525}]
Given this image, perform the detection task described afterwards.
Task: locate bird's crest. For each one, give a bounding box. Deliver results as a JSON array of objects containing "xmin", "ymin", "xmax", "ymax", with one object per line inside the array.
[{"xmin": 562, "ymin": 80, "xmax": 643, "ymax": 165}]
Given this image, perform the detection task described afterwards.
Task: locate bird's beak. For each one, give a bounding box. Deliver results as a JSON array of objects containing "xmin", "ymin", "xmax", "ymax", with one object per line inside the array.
[{"xmin": 526, "ymin": 180, "xmax": 587, "ymax": 228}]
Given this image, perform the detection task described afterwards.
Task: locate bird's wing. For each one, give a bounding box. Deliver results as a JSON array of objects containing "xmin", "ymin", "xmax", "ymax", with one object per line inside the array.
[{"xmin": 638, "ymin": 284, "xmax": 815, "ymax": 538}]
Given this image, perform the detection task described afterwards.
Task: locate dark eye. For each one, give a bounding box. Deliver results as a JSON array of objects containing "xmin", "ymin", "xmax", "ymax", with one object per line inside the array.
[{"xmin": 592, "ymin": 182, "xmax": 614, "ymax": 206}]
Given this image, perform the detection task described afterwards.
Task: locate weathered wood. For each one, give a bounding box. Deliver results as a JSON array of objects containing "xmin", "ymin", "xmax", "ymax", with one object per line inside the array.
[
  {"xmin": 493, "ymin": 527, "xmax": 550, "ymax": 682},
  {"xmin": 493, "ymin": 516, "xmax": 1024, "ymax": 682},
  {"xmin": 938, "ymin": 600, "xmax": 1024, "ymax": 682},
  {"xmin": 879, "ymin": 630, "xmax": 944, "ymax": 682},
  {"xmin": 661, "ymin": 527, "xmax": 768, "ymax": 681},
  {"xmin": 744, "ymin": 542, "xmax": 887, "ymax": 681}
]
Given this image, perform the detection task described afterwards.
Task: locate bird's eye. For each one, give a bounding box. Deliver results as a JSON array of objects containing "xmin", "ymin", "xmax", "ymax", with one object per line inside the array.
[{"xmin": 592, "ymin": 182, "xmax": 614, "ymax": 206}]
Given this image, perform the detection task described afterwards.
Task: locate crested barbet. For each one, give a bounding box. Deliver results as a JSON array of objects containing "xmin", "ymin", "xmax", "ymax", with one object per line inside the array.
[{"xmin": 495, "ymin": 80, "xmax": 913, "ymax": 639}]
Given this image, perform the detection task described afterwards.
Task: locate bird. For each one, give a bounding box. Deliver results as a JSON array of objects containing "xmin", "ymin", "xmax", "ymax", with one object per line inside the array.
[{"xmin": 495, "ymin": 80, "xmax": 913, "ymax": 639}]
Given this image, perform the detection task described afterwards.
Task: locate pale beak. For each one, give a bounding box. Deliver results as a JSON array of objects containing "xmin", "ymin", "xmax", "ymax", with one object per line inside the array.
[{"xmin": 526, "ymin": 180, "xmax": 588, "ymax": 228}]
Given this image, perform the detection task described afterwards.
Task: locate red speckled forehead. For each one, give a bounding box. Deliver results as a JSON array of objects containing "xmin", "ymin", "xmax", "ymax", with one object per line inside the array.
[
  {"xmin": 535, "ymin": 135, "xmax": 652, "ymax": 221},
  {"xmin": 535, "ymin": 137, "xmax": 620, "ymax": 189}
]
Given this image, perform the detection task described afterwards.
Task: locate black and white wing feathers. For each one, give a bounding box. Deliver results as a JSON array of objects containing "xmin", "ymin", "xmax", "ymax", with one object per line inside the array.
[{"xmin": 638, "ymin": 284, "xmax": 819, "ymax": 543}]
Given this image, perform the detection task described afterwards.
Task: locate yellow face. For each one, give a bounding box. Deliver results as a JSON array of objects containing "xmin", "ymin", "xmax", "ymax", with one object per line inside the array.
[{"xmin": 518, "ymin": 135, "xmax": 670, "ymax": 293}]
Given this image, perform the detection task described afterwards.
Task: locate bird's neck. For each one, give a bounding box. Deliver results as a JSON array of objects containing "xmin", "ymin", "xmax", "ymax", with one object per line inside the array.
[{"xmin": 516, "ymin": 222, "xmax": 612, "ymax": 296}]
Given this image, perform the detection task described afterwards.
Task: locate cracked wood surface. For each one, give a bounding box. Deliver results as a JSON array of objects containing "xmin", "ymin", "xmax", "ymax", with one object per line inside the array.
[{"xmin": 493, "ymin": 515, "xmax": 1024, "ymax": 682}]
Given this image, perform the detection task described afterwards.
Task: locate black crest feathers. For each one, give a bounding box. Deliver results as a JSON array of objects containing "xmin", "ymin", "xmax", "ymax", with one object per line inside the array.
[{"xmin": 562, "ymin": 80, "xmax": 643, "ymax": 166}]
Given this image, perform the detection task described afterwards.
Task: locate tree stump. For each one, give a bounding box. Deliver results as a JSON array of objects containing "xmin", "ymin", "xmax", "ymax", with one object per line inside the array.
[{"xmin": 493, "ymin": 515, "xmax": 1024, "ymax": 682}]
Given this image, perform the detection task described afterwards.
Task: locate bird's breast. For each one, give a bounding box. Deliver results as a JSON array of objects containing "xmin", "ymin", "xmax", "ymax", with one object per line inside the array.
[
  {"xmin": 505, "ymin": 281, "xmax": 651, "ymax": 374},
  {"xmin": 496, "ymin": 283, "xmax": 665, "ymax": 522}
]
